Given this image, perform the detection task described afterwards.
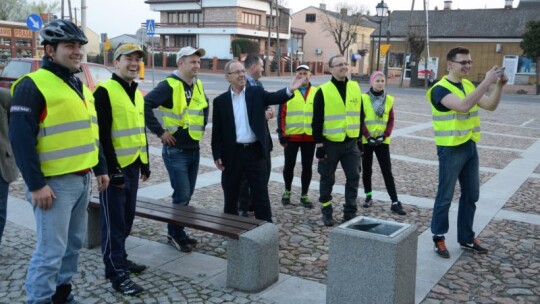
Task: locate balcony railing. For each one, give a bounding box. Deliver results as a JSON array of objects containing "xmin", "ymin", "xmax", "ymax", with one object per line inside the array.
[{"xmin": 157, "ymin": 22, "xmax": 289, "ymax": 34}]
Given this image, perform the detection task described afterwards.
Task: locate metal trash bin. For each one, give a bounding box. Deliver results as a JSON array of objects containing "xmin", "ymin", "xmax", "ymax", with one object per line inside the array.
[{"xmin": 327, "ymin": 216, "xmax": 417, "ymax": 304}]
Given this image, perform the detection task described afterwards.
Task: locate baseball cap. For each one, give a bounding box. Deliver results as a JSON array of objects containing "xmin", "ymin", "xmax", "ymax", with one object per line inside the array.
[
  {"xmin": 176, "ymin": 46, "xmax": 206, "ymax": 61},
  {"xmin": 114, "ymin": 43, "xmax": 146, "ymax": 60},
  {"xmin": 296, "ymin": 64, "xmax": 310, "ymax": 71}
]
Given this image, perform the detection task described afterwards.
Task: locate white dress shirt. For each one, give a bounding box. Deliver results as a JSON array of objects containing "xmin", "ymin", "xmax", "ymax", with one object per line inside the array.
[{"xmin": 230, "ymin": 87, "xmax": 257, "ymax": 143}]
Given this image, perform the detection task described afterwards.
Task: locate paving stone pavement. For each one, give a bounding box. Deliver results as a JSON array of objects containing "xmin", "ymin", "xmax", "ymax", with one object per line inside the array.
[{"xmin": 1, "ymin": 88, "xmax": 539, "ymax": 303}]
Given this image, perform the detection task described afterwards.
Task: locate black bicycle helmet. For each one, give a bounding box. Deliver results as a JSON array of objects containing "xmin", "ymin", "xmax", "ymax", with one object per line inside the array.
[{"xmin": 40, "ymin": 19, "xmax": 88, "ymax": 45}]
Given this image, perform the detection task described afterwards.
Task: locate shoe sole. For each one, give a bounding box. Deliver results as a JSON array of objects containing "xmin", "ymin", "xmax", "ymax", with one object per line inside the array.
[
  {"xmin": 460, "ymin": 245, "xmax": 488, "ymax": 254},
  {"xmin": 434, "ymin": 250, "xmax": 450, "ymax": 259}
]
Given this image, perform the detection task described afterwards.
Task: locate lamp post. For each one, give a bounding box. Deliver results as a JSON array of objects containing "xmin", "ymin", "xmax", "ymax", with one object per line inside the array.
[{"xmin": 375, "ymin": 0, "xmax": 388, "ymax": 71}]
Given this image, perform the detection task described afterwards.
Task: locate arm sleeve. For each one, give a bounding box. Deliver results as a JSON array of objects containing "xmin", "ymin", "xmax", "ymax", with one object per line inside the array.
[
  {"xmin": 384, "ymin": 108, "xmax": 394, "ymax": 138},
  {"xmin": 431, "ymin": 86, "xmax": 452, "ymax": 112},
  {"xmin": 276, "ymin": 103, "xmax": 287, "ymax": 140},
  {"xmin": 92, "ymin": 141, "xmax": 108, "ymax": 176},
  {"xmin": 8, "ymin": 78, "xmax": 47, "ymax": 191},
  {"xmin": 144, "ymin": 81, "xmax": 173, "ymax": 137},
  {"xmin": 210, "ymin": 97, "xmax": 222, "ymax": 161},
  {"xmin": 94, "ymin": 86, "xmax": 120, "ymax": 174},
  {"xmin": 312, "ymin": 89, "xmax": 325, "ymax": 144}
]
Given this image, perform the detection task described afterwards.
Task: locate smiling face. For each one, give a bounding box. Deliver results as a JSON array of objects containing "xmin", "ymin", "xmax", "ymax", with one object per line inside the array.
[
  {"xmin": 225, "ymin": 61, "xmax": 246, "ymax": 91},
  {"xmin": 46, "ymin": 41, "xmax": 84, "ymax": 73},
  {"xmin": 447, "ymin": 53, "xmax": 473, "ymax": 80},
  {"xmin": 329, "ymin": 56, "xmax": 349, "ymax": 81},
  {"xmin": 178, "ymin": 54, "xmax": 201, "ymax": 80},
  {"xmin": 114, "ymin": 53, "xmax": 142, "ymax": 83}
]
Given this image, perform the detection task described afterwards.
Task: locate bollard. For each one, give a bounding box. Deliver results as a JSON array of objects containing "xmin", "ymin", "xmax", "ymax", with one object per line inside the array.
[{"xmin": 139, "ymin": 61, "xmax": 145, "ymax": 80}]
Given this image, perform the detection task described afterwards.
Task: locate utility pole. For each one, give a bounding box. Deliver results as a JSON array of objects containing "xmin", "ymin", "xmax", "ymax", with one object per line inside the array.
[
  {"xmin": 399, "ymin": 0, "xmax": 415, "ymax": 87},
  {"xmin": 276, "ymin": 0, "xmax": 280, "ymax": 76},
  {"xmin": 81, "ymin": 0, "xmax": 87, "ymax": 62},
  {"xmin": 423, "ymin": 0, "xmax": 430, "ymax": 87},
  {"xmin": 266, "ymin": 1, "xmax": 273, "ymax": 76}
]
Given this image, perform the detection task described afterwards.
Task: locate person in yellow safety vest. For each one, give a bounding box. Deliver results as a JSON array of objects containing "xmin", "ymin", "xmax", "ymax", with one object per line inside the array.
[
  {"xmin": 94, "ymin": 43, "xmax": 150, "ymax": 296},
  {"xmin": 144, "ymin": 46, "xmax": 209, "ymax": 253},
  {"xmin": 360, "ymin": 71, "xmax": 406, "ymax": 216},
  {"xmin": 427, "ymin": 47, "xmax": 507, "ymax": 259},
  {"xmin": 311, "ymin": 55, "xmax": 362, "ymax": 227},
  {"xmin": 9, "ymin": 19, "xmax": 109, "ymax": 304},
  {"xmin": 277, "ymin": 64, "xmax": 317, "ymax": 209}
]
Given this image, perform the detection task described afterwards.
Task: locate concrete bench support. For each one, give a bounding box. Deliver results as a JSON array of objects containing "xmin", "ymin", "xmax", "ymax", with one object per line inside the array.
[{"xmin": 226, "ymin": 222, "xmax": 279, "ymax": 292}]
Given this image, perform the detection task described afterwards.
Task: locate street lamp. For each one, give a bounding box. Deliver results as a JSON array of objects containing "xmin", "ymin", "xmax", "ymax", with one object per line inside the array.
[{"xmin": 375, "ymin": 0, "xmax": 388, "ymax": 71}]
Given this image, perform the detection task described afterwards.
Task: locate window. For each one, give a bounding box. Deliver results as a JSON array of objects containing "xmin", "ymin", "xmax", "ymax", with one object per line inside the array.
[
  {"xmin": 174, "ymin": 35, "xmax": 196, "ymax": 48},
  {"xmin": 167, "ymin": 12, "xmax": 178, "ymax": 23},
  {"xmin": 188, "ymin": 12, "xmax": 201, "ymax": 23},
  {"xmin": 179, "ymin": 12, "xmax": 188, "ymax": 23},
  {"xmin": 305, "ymin": 14, "xmax": 316, "ymax": 22},
  {"xmin": 242, "ymin": 12, "xmax": 261, "ymax": 25}
]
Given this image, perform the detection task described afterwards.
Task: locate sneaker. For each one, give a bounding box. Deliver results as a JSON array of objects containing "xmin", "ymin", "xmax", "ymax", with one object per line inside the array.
[
  {"xmin": 391, "ymin": 202, "xmax": 407, "ymax": 215},
  {"xmin": 281, "ymin": 190, "xmax": 291, "ymax": 206},
  {"xmin": 112, "ymin": 278, "xmax": 144, "ymax": 296},
  {"xmin": 300, "ymin": 195, "xmax": 314, "ymax": 209},
  {"xmin": 460, "ymin": 239, "xmax": 488, "ymax": 254},
  {"xmin": 126, "ymin": 260, "xmax": 147, "ymax": 274},
  {"xmin": 167, "ymin": 235, "xmax": 192, "ymax": 253},
  {"xmin": 186, "ymin": 237, "xmax": 198, "ymax": 245},
  {"xmin": 434, "ymin": 239, "xmax": 450, "ymax": 258},
  {"xmin": 322, "ymin": 214, "xmax": 335, "ymax": 227},
  {"xmin": 363, "ymin": 197, "xmax": 373, "ymax": 208}
]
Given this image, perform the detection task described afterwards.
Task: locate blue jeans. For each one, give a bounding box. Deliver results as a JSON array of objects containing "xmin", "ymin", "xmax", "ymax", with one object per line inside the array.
[
  {"xmin": 163, "ymin": 146, "xmax": 199, "ymax": 242},
  {"xmin": 0, "ymin": 175, "xmax": 8, "ymax": 245},
  {"xmin": 431, "ymin": 140, "xmax": 479, "ymax": 244},
  {"xmin": 25, "ymin": 172, "xmax": 91, "ymax": 304}
]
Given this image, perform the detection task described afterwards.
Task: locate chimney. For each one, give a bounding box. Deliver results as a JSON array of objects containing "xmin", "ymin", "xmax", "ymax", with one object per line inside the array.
[
  {"xmin": 320, "ymin": 3, "xmax": 326, "ymax": 10},
  {"xmin": 340, "ymin": 8, "xmax": 348, "ymax": 15},
  {"xmin": 444, "ymin": 0, "xmax": 452, "ymax": 10},
  {"xmin": 505, "ymin": 0, "xmax": 513, "ymax": 9}
]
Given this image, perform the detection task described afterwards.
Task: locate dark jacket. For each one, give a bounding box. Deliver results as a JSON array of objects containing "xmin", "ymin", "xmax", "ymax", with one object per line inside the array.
[{"xmin": 211, "ymin": 86, "xmax": 292, "ymax": 166}]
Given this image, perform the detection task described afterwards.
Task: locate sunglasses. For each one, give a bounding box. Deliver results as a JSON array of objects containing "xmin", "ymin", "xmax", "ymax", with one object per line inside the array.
[{"xmin": 450, "ymin": 60, "xmax": 473, "ymax": 65}]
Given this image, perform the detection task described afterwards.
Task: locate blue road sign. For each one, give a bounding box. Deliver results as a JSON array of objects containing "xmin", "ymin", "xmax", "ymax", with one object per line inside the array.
[
  {"xmin": 26, "ymin": 14, "xmax": 43, "ymax": 32},
  {"xmin": 146, "ymin": 19, "xmax": 155, "ymax": 37}
]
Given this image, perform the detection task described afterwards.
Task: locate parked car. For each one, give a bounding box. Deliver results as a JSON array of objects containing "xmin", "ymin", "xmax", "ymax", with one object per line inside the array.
[{"xmin": 0, "ymin": 58, "xmax": 112, "ymax": 91}]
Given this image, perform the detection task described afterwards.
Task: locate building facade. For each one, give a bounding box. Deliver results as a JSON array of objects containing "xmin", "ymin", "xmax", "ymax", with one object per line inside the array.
[{"xmin": 145, "ymin": 0, "xmax": 290, "ymax": 61}]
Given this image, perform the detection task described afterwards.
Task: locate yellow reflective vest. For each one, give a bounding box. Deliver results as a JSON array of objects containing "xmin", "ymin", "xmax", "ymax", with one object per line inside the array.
[
  {"xmin": 320, "ymin": 80, "xmax": 361, "ymax": 142},
  {"xmin": 12, "ymin": 69, "xmax": 99, "ymax": 177},
  {"xmin": 284, "ymin": 86, "xmax": 317, "ymax": 136},
  {"xmin": 160, "ymin": 78, "xmax": 207, "ymax": 140},
  {"xmin": 426, "ymin": 76, "xmax": 480, "ymax": 146},
  {"xmin": 97, "ymin": 80, "xmax": 148, "ymax": 168},
  {"xmin": 361, "ymin": 93, "xmax": 394, "ymax": 144}
]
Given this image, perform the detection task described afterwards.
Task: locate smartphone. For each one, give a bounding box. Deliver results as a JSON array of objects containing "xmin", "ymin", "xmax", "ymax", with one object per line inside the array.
[{"xmin": 498, "ymin": 67, "xmax": 506, "ymax": 78}]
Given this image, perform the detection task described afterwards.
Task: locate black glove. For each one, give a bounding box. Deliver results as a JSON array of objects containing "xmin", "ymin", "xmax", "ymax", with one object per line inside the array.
[
  {"xmin": 316, "ymin": 146, "xmax": 326, "ymax": 159},
  {"xmin": 376, "ymin": 136, "xmax": 385, "ymax": 145},
  {"xmin": 279, "ymin": 136, "xmax": 289, "ymax": 146},
  {"xmin": 141, "ymin": 163, "xmax": 151, "ymax": 179},
  {"xmin": 367, "ymin": 137, "xmax": 377, "ymax": 147},
  {"xmin": 109, "ymin": 167, "xmax": 124, "ymax": 186}
]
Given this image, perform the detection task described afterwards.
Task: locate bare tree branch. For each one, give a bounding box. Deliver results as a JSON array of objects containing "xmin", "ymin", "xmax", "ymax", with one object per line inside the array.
[{"xmin": 319, "ymin": 2, "xmax": 367, "ymax": 55}]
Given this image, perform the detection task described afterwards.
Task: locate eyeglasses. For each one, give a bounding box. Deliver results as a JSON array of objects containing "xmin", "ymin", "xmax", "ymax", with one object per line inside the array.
[
  {"xmin": 450, "ymin": 60, "xmax": 473, "ymax": 65},
  {"xmin": 228, "ymin": 69, "xmax": 246, "ymax": 75},
  {"xmin": 332, "ymin": 62, "xmax": 350, "ymax": 68}
]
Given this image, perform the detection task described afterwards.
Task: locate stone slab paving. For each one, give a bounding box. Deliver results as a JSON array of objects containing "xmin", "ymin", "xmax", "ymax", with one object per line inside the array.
[{"xmin": 1, "ymin": 91, "xmax": 539, "ymax": 303}]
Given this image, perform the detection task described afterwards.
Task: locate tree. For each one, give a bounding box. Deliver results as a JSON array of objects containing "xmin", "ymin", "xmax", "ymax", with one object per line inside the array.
[
  {"xmin": 407, "ymin": 26, "xmax": 425, "ymax": 88},
  {"xmin": 319, "ymin": 2, "xmax": 367, "ymax": 56},
  {"xmin": 0, "ymin": 0, "xmax": 59, "ymax": 22},
  {"xmin": 520, "ymin": 20, "xmax": 540, "ymax": 95}
]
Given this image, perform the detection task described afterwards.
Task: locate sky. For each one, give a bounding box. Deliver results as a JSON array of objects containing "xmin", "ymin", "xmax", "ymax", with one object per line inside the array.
[{"xmin": 38, "ymin": 0, "xmax": 519, "ymax": 38}]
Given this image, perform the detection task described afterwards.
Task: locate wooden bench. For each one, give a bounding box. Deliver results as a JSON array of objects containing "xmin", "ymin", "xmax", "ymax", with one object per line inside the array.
[{"xmin": 86, "ymin": 195, "xmax": 279, "ymax": 292}]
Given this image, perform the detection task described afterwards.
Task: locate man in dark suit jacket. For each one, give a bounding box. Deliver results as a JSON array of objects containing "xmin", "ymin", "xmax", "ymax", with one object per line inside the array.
[{"xmin": 211, "ymin": 60, "xmax": 305, "ymax": 222}]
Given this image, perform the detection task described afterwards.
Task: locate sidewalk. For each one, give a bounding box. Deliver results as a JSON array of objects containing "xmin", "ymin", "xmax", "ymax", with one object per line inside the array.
[{"xmin": 1, "ymin": 91, "xmax": 539, "ymax": 303}]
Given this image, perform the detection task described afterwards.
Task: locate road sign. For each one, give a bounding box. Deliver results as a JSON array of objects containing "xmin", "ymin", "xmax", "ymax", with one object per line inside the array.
[
  {"xmin": 26, "ymin": 14, "xmax": 43, "ymax": 32},
  {"xmin": 146, "ymin": 19, "xmax": 155, "ymax": 37}
]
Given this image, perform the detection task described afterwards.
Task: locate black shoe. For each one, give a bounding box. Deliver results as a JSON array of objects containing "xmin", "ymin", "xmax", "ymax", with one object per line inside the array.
[
  {"xmin": 300, "ymin": 195, "xmax": 314, "ymax": 209},
  {"xmin": 239, "ymin": 210, "xmax": 248, "ymax": 217},
  {"xmin": 391, "ymin": 202, "xmax": 406, "ymax": 215},
  {"xmin": 363, "ymin": 197, "xmax": 373, "ymax": 208},
  {"xmin": 186, "ymin": 237, "xmax": 198, "ymax": 245},
  {"xmin": 167, "ymin": 235, "xmax": 192, "ymax": 253},
  {"xmin": 434, "ymin": 238, "xmax": 450, "ymax": 258},
  {"xmin": 126, "ymin": 260, "xmax": 147, "ymax": 274},
  {"xmin": 112, "ymin": 278, "xmax": 144, "ymax": 296},
  {"xmin": 322, "ymin": 214, "xmax": 334, "ymax": 227},
  {"xmin": 281, "ymin": 190, "xmax": 291, "ymax": 206},
  {"xmin": 343, "ymin": 212, "xmax": 356, "ymax": 221},
  {"xmin": 460, "ymin": 239, "xmax": 488, "ymax": 254}
]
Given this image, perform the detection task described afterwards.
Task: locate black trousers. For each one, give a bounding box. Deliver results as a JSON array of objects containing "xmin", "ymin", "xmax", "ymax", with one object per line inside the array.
[
  {"xmin": 223, "ymin": 143, "xmax": 272, "ymax": 222},
  {"xmin": 361, "ymin": 143, "xmax": 398, "ymax": 202},
  {"xmin": 283, "ymin": 141, "xmax": 316, "ymax": 195}
]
